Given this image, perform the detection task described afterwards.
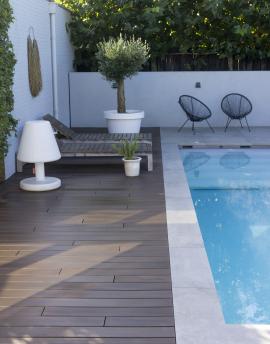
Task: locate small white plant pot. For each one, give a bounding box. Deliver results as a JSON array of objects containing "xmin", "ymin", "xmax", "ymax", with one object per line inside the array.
[
  {"xmin": 104, "ymin": 110, "xmax": 144, "ymax": 133},
  {"xmin": 123, "ymin": 157, "xmax": 142, "ymax": 177}
]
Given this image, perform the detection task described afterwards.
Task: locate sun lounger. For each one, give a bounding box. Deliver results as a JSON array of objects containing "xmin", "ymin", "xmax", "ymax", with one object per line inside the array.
[{"xmin": 43, "ymin": 114, "xmax": 152, "ymax": 144}]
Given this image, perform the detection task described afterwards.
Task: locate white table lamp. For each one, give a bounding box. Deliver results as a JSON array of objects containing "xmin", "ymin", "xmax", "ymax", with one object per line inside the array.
[{"xmin": 17, "ymin": 120, "xmax": 61, "ymax": 191}]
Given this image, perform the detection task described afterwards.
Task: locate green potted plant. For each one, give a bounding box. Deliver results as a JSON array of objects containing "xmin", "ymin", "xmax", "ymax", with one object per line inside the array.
[
  {"xmin": 96, "ymin": 35, "xmax": 150, "ymax": 133},
  {"xmin": 114, "ymin": 140, "xmax": 141, "ymax": 177}
]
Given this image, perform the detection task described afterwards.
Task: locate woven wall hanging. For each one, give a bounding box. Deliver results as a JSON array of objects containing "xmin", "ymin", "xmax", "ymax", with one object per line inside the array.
[{"xmin": 27, "ymin": 27, "xmax": 42, "ymax": 97}]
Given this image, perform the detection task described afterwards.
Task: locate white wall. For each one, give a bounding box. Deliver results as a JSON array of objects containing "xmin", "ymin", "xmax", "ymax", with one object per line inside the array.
[
  {"xmin": 5, "ymin": 0, "xmax": 73, "ymax": 179},
  {"xmin": 70, "ymin": 71, "xmax": 270, "ymax": 128}
]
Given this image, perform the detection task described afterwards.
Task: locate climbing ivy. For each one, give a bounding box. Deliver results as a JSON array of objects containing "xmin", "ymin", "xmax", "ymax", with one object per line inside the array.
[{"xmin": 0, "ymin": 0, "xmax": 17, "ymax": 180}]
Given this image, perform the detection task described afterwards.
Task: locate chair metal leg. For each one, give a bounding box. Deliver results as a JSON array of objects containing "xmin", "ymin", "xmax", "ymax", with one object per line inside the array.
[
  {"xmin": 192, "ymin": 121, "xmax": 195, "ymax": 135},
  {"xmin": 245, "ymin": 116, "xmax": 251, "ymax": 132},
  {"xmin": 177, "ymin": 119, "xmax": 189, "ymax": 132},
  {"xmin": 225, "ymin": 118, "xmax": 231, "ymax": 132},
  {"xmin": 224, "ymin": 118, "xmax": 230, "ymax": 132},
  {"xmin": 206, "ymin": 119, "xmax": 215, "ymax": 133},
  {"xmin": 239, "ymin": 119, "xmax": 243, "ymax": 128}
]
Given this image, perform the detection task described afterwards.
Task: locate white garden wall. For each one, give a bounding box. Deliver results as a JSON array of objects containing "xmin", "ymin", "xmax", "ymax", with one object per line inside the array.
[
  {"xmin": 5, "ymin": 0, "xmax": 73, "ymax": 179},
  {"xmin": 70, "ymin": 71, "xmax": 270, "ymax": 128}
]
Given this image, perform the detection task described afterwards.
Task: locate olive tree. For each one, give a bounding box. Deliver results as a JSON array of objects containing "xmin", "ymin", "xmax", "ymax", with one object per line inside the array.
[{"xmin": 96, "ymin": 35, "xmax": 149, "ymax": 113}]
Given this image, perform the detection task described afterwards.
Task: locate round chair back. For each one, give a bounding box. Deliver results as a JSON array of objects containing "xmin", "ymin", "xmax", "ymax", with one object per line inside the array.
[
  {"xmin": 179, "ymin": 95, "xmax": 211, "ymax": 121},
  {"xmin": 221, "ymin": 93, "xmax": 252, "ymax": 119}
]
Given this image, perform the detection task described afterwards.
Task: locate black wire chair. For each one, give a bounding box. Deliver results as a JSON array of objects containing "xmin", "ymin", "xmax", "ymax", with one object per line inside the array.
[
  {"xmin": 221, "ymin": 93, "xmax": 252, "ymax": 132},
  {"xmin": 178, "ymin": 95, "xmax": 214, "ymax": 134}
]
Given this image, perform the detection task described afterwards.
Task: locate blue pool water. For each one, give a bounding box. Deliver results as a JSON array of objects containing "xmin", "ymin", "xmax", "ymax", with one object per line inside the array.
[{"xmin": 181, "ymin": 149, "xmax": 270, "ymax": 324}]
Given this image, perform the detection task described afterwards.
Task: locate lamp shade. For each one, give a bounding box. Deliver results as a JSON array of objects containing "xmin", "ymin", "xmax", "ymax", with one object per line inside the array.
[{"xmin": 17, "ymin": 120, "xmax": 61, "ymax": 163}]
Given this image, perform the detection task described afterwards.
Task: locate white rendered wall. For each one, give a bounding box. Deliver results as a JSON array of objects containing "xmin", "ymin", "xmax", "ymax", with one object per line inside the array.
[
  {"xmin": 5, "ymin": 0, "xmax": 73, "ymax": 179},
  {"xmin": 70, "ymin": 71, "xmax": 270, "ymax": 128}
]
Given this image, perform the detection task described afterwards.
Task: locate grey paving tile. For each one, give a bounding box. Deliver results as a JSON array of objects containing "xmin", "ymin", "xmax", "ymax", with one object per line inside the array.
[
  {"xmin": 169, "ymin": 247, "xmax": 215, "ymax": 288},
  {"xmin": 167, "ymin": 223, "xmax": 203, "ymax": 248}
]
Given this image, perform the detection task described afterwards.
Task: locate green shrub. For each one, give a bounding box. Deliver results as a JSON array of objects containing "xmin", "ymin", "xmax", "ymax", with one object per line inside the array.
[
  {"xmin": 96, "ymin": 35, "xmax": 149, "ymax": 113},
  {"xmin": 58, "ymin": 0, "xmax": 270, "ymax": 72},
  {"xmin": 56, "ymin": 0, "xmax": 168, "ymax": 72},
  {"xmin": 113, "ymin": 140, "xmax": 139, "ymax": 160},
  {"xmin": 0, "ymin": 0, "xmax": 17, "ymax": 178}
]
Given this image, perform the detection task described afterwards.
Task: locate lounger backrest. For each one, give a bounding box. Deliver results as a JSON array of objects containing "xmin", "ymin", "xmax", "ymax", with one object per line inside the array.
[{"xmin": 43, "ymin": 114, "xmax": 75, "ymax": 139}]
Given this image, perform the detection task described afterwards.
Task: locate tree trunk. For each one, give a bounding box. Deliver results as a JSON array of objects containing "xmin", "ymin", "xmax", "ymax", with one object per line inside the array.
[
  {"xmin": 228, "ymin": 56, "xmax": 233, "ymax": 71},
  {"xmin": 0, "ymin": 156, "xmax": 5, "ymax": 183},
  {"xmin": 117, "ymin": 79, "xmax": 126, "ymax": 113}
]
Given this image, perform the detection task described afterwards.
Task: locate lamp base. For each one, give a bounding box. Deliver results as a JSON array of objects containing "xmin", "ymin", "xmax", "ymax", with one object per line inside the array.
[{"xmin": 20, "ymin": 177, "xmax": 61, "ymax": 192}]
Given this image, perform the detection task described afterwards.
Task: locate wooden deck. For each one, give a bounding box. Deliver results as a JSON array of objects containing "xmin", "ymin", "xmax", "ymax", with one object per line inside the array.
[{"xmin": 0, "ymin": 129, "xmax": 175, "ymax": 343}]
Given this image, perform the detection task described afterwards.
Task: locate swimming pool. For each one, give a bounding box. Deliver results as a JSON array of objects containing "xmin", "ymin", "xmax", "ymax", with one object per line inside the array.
[{"xmin": 181, "ymin": 149, "xmax": 270, "ymax": 324}]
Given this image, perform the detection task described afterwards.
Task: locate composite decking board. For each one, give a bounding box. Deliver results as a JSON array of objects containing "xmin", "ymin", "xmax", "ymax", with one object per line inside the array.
[
  {"xmin": 0, "ymin": 307, "xmax": 44, "ymax": 318},
  {"xmin": 0, "ymin": 316, "xmax": 174, "ymax": 327},
  {"xmin": 0, "ymin": 326, "xmax": 175, "ymax": 338},
  {"xmin": 0, "ymin": 276, "xmax": 115, "ymax": 283},
  {"xmin": 0, "ymin": 226, "xmax": 145, "ymax": 231},
  {"xmin": 0, "ymin": 277, "xmax": 172, "ymax": 287},
  {"xmin": 0, "ymin": 282, "xmax": 172, "ymax": 291},
  {"xmin": 0, "ymin": 129, "xmax": 175, "ymax": 342},
  {"xmin": 105, "ymin": 316, "xmax": 175, "ymax": 327},
  {"xmin": 0, "ymin": 262, "xmax": 171, "ymax": 270},
  {"xmin": 43, "ymin": 306, "xmax": 174, "ymax": 317},
  {"xmin": 24, "ymin": 289, "xmax": 173, "ymax": 299},
  {"xmin": 0, "ymin": 316, "xmax": 105, "ymax": 327},
  {"xmin": 0, "ymin": 257, "xmax": 170, "ymax": 265},
  {"xmin": 0, "ymin": 339, "xmax": 175, "ymax": 344},
  {"xmin": 14, "ymin": 251, "xmax": 170, "ymax": 259},
  {"xmin": 7, "ymin": 298, "xmax": 173, "ymax": 308},
  {"xmin": 58, "ymin": 269, "xmax": 171, "ymax": 276},
  {"xmin": 0, "ymin": 233, "xmax": 168, "ymax": 240}
]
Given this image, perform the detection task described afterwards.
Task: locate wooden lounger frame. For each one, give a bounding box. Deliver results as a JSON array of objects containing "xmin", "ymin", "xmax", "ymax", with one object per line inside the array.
[{"xmin": 58, "ymin": 141, "xmax": 153, "ymax": 172}]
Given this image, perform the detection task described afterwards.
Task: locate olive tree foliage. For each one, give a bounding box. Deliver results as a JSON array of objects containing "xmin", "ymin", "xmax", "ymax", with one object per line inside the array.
[
  {"xmin": 0, "ymin": 0, "xmax": 17, "ymax": 180},
  {"xmin": 57, "ymin": 0, "xmax": 270, "ymax": 71},
  {"xmin": 96, "ymin": 35, "xmax": 149, "ymax": 113}
]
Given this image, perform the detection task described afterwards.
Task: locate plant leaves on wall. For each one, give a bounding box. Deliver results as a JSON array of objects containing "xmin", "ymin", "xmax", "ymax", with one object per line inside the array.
[{"xmin": 0, "ymin": 0, "xmax": 17, "ymax": 182}]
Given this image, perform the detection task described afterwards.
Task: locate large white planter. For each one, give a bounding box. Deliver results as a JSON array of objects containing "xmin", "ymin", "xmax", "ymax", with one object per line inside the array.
[
  {"xmin": 123, "ymin": 157, "xmax": 141, "ymax": 177},
  {"xmin": 104, "ymin": 110, "xmax": 144, "ymax": 133}
]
